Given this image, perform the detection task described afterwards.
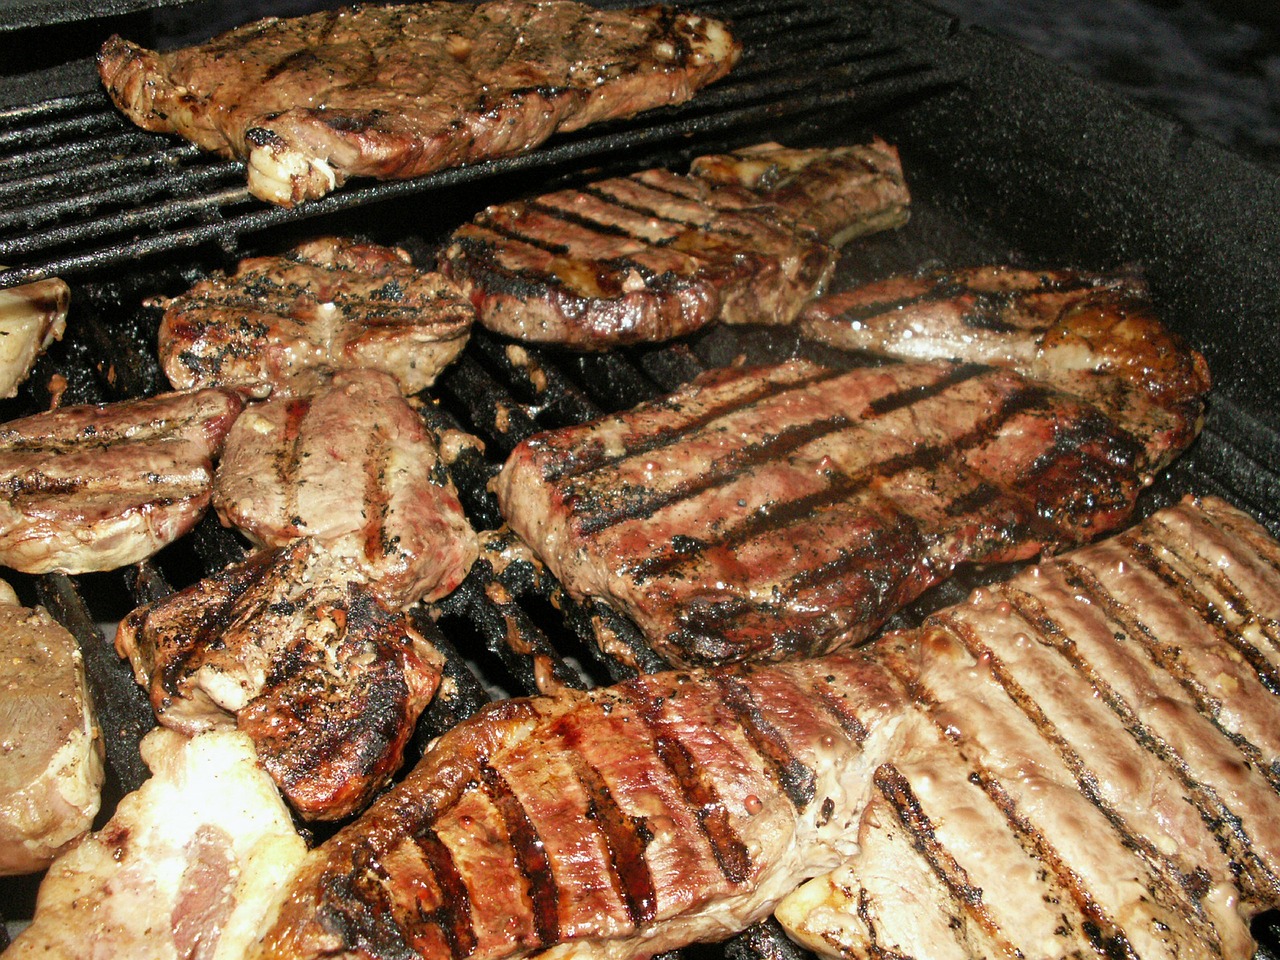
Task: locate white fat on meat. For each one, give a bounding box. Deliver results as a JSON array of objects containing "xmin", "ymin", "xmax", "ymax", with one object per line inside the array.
[{"xmin": 8, "ymin": 727, "xmax": 307, "ymax": 960}]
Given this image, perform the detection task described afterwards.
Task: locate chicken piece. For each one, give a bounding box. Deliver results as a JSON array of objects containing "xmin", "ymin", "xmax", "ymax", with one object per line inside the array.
[
  {"xmin": 116, "ymin": 539, "xmax": 446, "ymax": 820},
  {"xmin": 0, "ymin": 582, "xmax": 103, "ymax": 875},
  {"xmin": 157, "ymin": 237, "xmax": 474, "ymax": 397},
  {"xmin": 213, "ymin": 368, "xmax": 478, "ymax": 608},
  {"xmin": 7, "ymin": 727, "xmax": 307, "ymax": 960},
  {"xmin": 0, "ymin": 386, "xmax": 244, "ymax": 574},
  {"xmin": 0, "ymin": 276, "xmax": 69, "ymax": 399}
]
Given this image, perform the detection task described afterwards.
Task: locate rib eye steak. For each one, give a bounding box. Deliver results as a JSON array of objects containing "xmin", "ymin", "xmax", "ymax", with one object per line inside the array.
[
  {"xmin": 440, "ymin": 140, "xmax": 908, "ymax": 348},
  {"xmin": 98, "ymin": 1, "xmax": 739, "ymax": 206},
  {"xmin": 156, "ymin": 237, "xmax": 474, "ymax": 397},
  {"xmin": 493, "ymin": 272, "xmax": 1209, "ymax": 667},
  {"xmin": 253, "ymin": 495, "xmax": 1280, "ymax": 960}
]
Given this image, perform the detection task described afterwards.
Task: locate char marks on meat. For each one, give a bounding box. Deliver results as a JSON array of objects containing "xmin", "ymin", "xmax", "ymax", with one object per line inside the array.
[
  {"xmin": 494, "ymin": 273, "xmax": 1208, "ymax": 666},
  {"xmin": 254, "ymin": 496, "xmax": 1280, "ymax": 960},
  {"xmin": 0, "ymin": 387, "xmax": 243, "ymax": 574},
  {"xmin": 440, "ymin": 140, "xmax": 908, "ymax": 348},
  {"xmin": 213, "ymin": 368, "xmax": 478, "ymax": 608},
  {"xmin": 115, "ymin": 539, "xmax": 445, "ymax": 821},
  {"xmin": 157, "ymin": 237, "xmax": 474, "ymax": 397},
  {"xmin": 97, "ymin": 1, "xmax": 739, "ymax": 205}
]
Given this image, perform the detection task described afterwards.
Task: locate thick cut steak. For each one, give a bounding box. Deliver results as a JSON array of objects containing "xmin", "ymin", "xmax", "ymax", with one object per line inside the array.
[
  {"xmin": 213, "ymin": 368, "xmax": 478, "ymax": 608},
  {"xmin": 254, "ymin": 496, "xmax": 1280, "ymax": 960},
  {"xmin": 98, "ymin": 1, "xmax": 739, "ymax": 205},
  {"xmin": 157, "ymin": 237, "xmax": 474, "ymax": 397},
  {"xmin": 441, "ymin": 140, "xmax": 908, "ymax": 348}
]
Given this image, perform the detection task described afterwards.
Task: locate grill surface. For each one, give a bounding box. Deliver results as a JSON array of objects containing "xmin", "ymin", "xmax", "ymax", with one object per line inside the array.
[{"xmin": 2, "ymin": 0, "xmax": 1280, "ymax": 955}]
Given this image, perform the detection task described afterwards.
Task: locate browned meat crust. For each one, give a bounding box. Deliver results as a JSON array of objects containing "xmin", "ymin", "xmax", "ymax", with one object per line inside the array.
[
  {"xmin": 440, "ymin": 141, "xmax": 908, "ymax": 348},
  {"xmin": 157, "ymin": 237, "xmax": 474, "ymax": 396},
  {"xmin": 0, "ymin": 387, "xmax": 244, "ymax": 574},
  {"xmin": 255, "ymin": 496, "xmax": 1280, "ymax": 960},
  {"xmin": 97, "ymin": 2, "xmax": 740, "ymax": 206},
  {"xmin": 213, "ymin": 368, "xmax": 478, "ymax": 608},
  {"xmin": 115, "ymin": 539, "xmax": 445, "ymax": 821}
]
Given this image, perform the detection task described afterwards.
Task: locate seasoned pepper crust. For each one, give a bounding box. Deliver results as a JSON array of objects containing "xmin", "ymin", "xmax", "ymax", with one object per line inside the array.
[{"xmin": 97, "ymin": 1, "xmax": 740, "ymax": 205}]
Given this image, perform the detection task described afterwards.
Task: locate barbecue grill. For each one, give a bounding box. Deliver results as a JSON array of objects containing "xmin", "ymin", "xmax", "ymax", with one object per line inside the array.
[{"xmin": 2, "ymin": 0, "xmax": 1279, "ymax": 955}]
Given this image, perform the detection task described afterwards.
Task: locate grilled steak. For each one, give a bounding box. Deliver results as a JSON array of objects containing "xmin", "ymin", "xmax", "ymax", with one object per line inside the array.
[
  {"xmin": 0, "ymin": 387, "xmax": 243, "ymax": 574},
  {"xmin": 157, "ymin": 237, "xmax": 474, "ymax": 397},
  {"xmin": 8, "ymin": 728, "xmax": 306, "ymax": 960},
  {"xmin": 0, "ymin": 582, "xmax": 103, "ymax": 876},
  {"xmin": 97, "ymin": 2, "xmax": 739, "ymax": 206},
  {"xmin": 213, "ymin": 368, "xmax": 478, "ymax": 608},
  {"xmin": 115, "ymin": 539, "xmax": 445, "ymax": 820},
  {"xmin": 253, "ymin": 496, "xmax": 1280, "ymax": 960},
  {"xmin": 494, "ymin": 275, "xmax": 1208, "ymax": 666},
  {"xmin": 440, "ymin": 141, "xmax": 908, "ymax": 348},
  {"xmin": 0, "ymin": 276, "xmax": 68, "ymax": 399},
  {"xmin": 799, "ymin": 264, "xmax": 1212, "ymax": 463}
]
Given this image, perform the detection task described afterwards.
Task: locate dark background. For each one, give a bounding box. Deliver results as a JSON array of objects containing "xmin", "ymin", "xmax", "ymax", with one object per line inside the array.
[{"xmin": 926, "ymin": 0, "xmax": 1279, "ymax": 167}]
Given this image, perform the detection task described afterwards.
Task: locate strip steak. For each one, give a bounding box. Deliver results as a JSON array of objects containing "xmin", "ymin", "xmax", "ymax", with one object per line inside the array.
[{"xmin": 98, "ymin": 2, "xmax": 739, "ymax": 205}]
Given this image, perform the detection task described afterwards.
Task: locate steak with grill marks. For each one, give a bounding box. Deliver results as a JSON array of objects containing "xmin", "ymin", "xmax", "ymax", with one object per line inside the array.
[
  {"xmin": 493, "ymin": 274, "xmax": 1208, "ymax": 667},
  {"xmin": 213, "ymin": 368, "xmax": 478, "ymax": 609},
  {"xmin": 97, "ymin": 2, "xmax": 739, "ymax": 206},
  {"xmin": 157, "ymin": 237, "xmax": 474, "ymax": 398},
  {"xmin": 253, "ymin": 496, "xmax": 1280, "ymax": 960},
  {"xmin": 439, "ymin": 140, "xmax": 908, "ymax": 348}
]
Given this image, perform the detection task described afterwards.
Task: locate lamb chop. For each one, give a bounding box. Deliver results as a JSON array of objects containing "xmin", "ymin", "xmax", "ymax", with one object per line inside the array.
[
  {"xmin": 0, "ymin": 581, "xmax": 103, "ymax": 876},
  {"xmin": 492, "ymin": 273, "xmax": 1209, "ymax": 667},
  {"xmin": 253, "ymin": 495, "xmax": 1280, "ymax": 960},
  {"xmin": 115, "ymin": 538, "xmax": 446, "ymax": 821},
  {"xmin": 157, "ymin": 237, "xmax": 474, "ymax": 397},
  {"xmin": 440, "ymin": 140, "xmax": 908, "ymax": 348},
  {"xmin": 98, "ymin": 1, "xmax": 739, "ymax": 206},
  {"xmin": 0, "ymin": 386, "xmax": 243, "ymax": 574},
  {"xmin": 8, "ymin": 728, "xmax": 306, "ymax": 960},
  {"xmin": 213, "ymin": 368, "xmax": 478, "ymax": 609}
]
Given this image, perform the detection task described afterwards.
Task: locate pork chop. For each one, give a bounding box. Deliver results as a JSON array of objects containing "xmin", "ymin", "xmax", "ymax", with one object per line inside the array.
[{"xmin": 98, "ymin": 1, "xmax": 739, "ymax": 205}]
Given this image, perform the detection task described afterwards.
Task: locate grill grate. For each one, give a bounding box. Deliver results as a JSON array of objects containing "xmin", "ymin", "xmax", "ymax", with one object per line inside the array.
[{"xmin": 0, "ymin": 0, "xmax": 950, "ymax": 289}]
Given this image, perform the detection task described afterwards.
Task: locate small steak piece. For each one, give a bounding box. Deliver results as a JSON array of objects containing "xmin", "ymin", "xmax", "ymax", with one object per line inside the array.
[
  {"xmin": 98, "ymin": 1, "xmax": 739, "ymax": 206},
  {"xmin": 214, "ymin": 368, "xmax": 477, "ymax": 608},
  {"xmin": 799, "ymin": 264, "xmax": 1212, "ymax": 465},
  {"xmin": 158, "ymin": 237, "xmax": 473, "ymax": 397},
  {"xmin": 0, "ymin": 276, "xmax": 68, "ymax": 400},
  {"xmin": 115, "ymin": 539, "xmax": 445, "ymax": 820},
  {"xmin": 689, "ymin": 138, "xmax": 910, "ymax": 245},
  {"xmin": 0, "ymin": 387, "xmax": 243, "ymax": 574},
  {"xmin": 0, "ymin": 582, "xmax": 103, "ymax": 876},
  {"xmin": 7, "ymin": 728, "xmax": 306, "ymax": 960},
  {"xmin": 256, "ymin": 496, "xmax": 1280, "ymax": 960},
  {"xmin": 440, "ymin": 141, "xmax": 907, "ymax": 348}
]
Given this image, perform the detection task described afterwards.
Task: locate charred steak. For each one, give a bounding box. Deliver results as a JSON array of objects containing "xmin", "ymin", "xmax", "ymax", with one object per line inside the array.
[
  {"xmin": 157, "ymin": 237, "xmax": 474, "ymax": 397},
  {"xmin": 255, "ymin": 496, "xmax": 1280, "ymax": 960},
  {"xmin": 115, "ymin": 538, "xmax": 446, "ymax": 821},
  {"xmin": 493, "ymin": 274, "xmax": 1209, "ymax": 667},
  {"xmin": 440, "ymin": 140, "xmax": 908, "ymax": 348},
  {"xmin": 0, "ymin": 387, "xmax": 243, "ymax": 574},
  {"xmin": 213, "ymin": 368, "xmax": 478, "ymax": 609},
  {"xmin": 98, "ymin": 1, "xmax": 739, "ymax": 206}
]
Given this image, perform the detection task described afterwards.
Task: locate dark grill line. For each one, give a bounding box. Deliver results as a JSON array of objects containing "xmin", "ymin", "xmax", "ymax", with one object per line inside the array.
[
  {"xmin": 541, "ymin": 365, "xmax": 846, "ymax": 484},
  {"xmin": 865, "ymin": 361, "xmax": 991, "ymax": 415},
  {"xmin": 810, "ymin": 680, "xmax": 872, "ymax": 744},
  {"xmin": 633, "ymin": 692, "xmax": 754, "ymax": 884},
  {"xmin": 999, "ymin": 580, "xmax": 1280, "ymax": 902},
  {"xmin": 281, "ymin": 397, "xmax": 311, "ymax": 534},
  {"xmin": 711, "ymin": 675, "xmax": 816, "ymax": 809},
  {"xmin": 564, "ymin": 751, "xmax": 658, "ymax": 926},
  {"xmin": 413, "ymin": 828, "xmax": 478, "ymax": 958},
  {"xmin": 470, "ymin": 217, "xmax": 573, "ymax": 257},
  {"xmin": 1118, "ymin": 531, "xmax": 1280, "ymax": 695},
  {"xmin": 1055, "ymin": 559, "xmax": 1280, "ymax": 796},
  {"xmin": 591, "ymin": 177, "xmax": 769, "ymax": 241},
  {"xmin": 478, "ymin": 760, "xmax": 560, "ymax": 947},
  {"xmin": 582, "ymin": 183, "xmax": 711, "ymax": 231},
  {"xmin": 932, "ymin": 611, "xmax": 1218, "ymax": 928},
  {"xmin": 872, "ymin": 763, "xmax": 1023, "ymax": 958},
  {"xmin": 524, "ymin": 198, "xmax": 658, "ymax": 242}
]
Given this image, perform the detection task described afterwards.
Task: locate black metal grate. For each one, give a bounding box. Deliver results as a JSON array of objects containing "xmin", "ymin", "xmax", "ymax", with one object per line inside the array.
[{"xmin": 0, "ymin": 0, "xmax": 951, "ymax": 289}]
